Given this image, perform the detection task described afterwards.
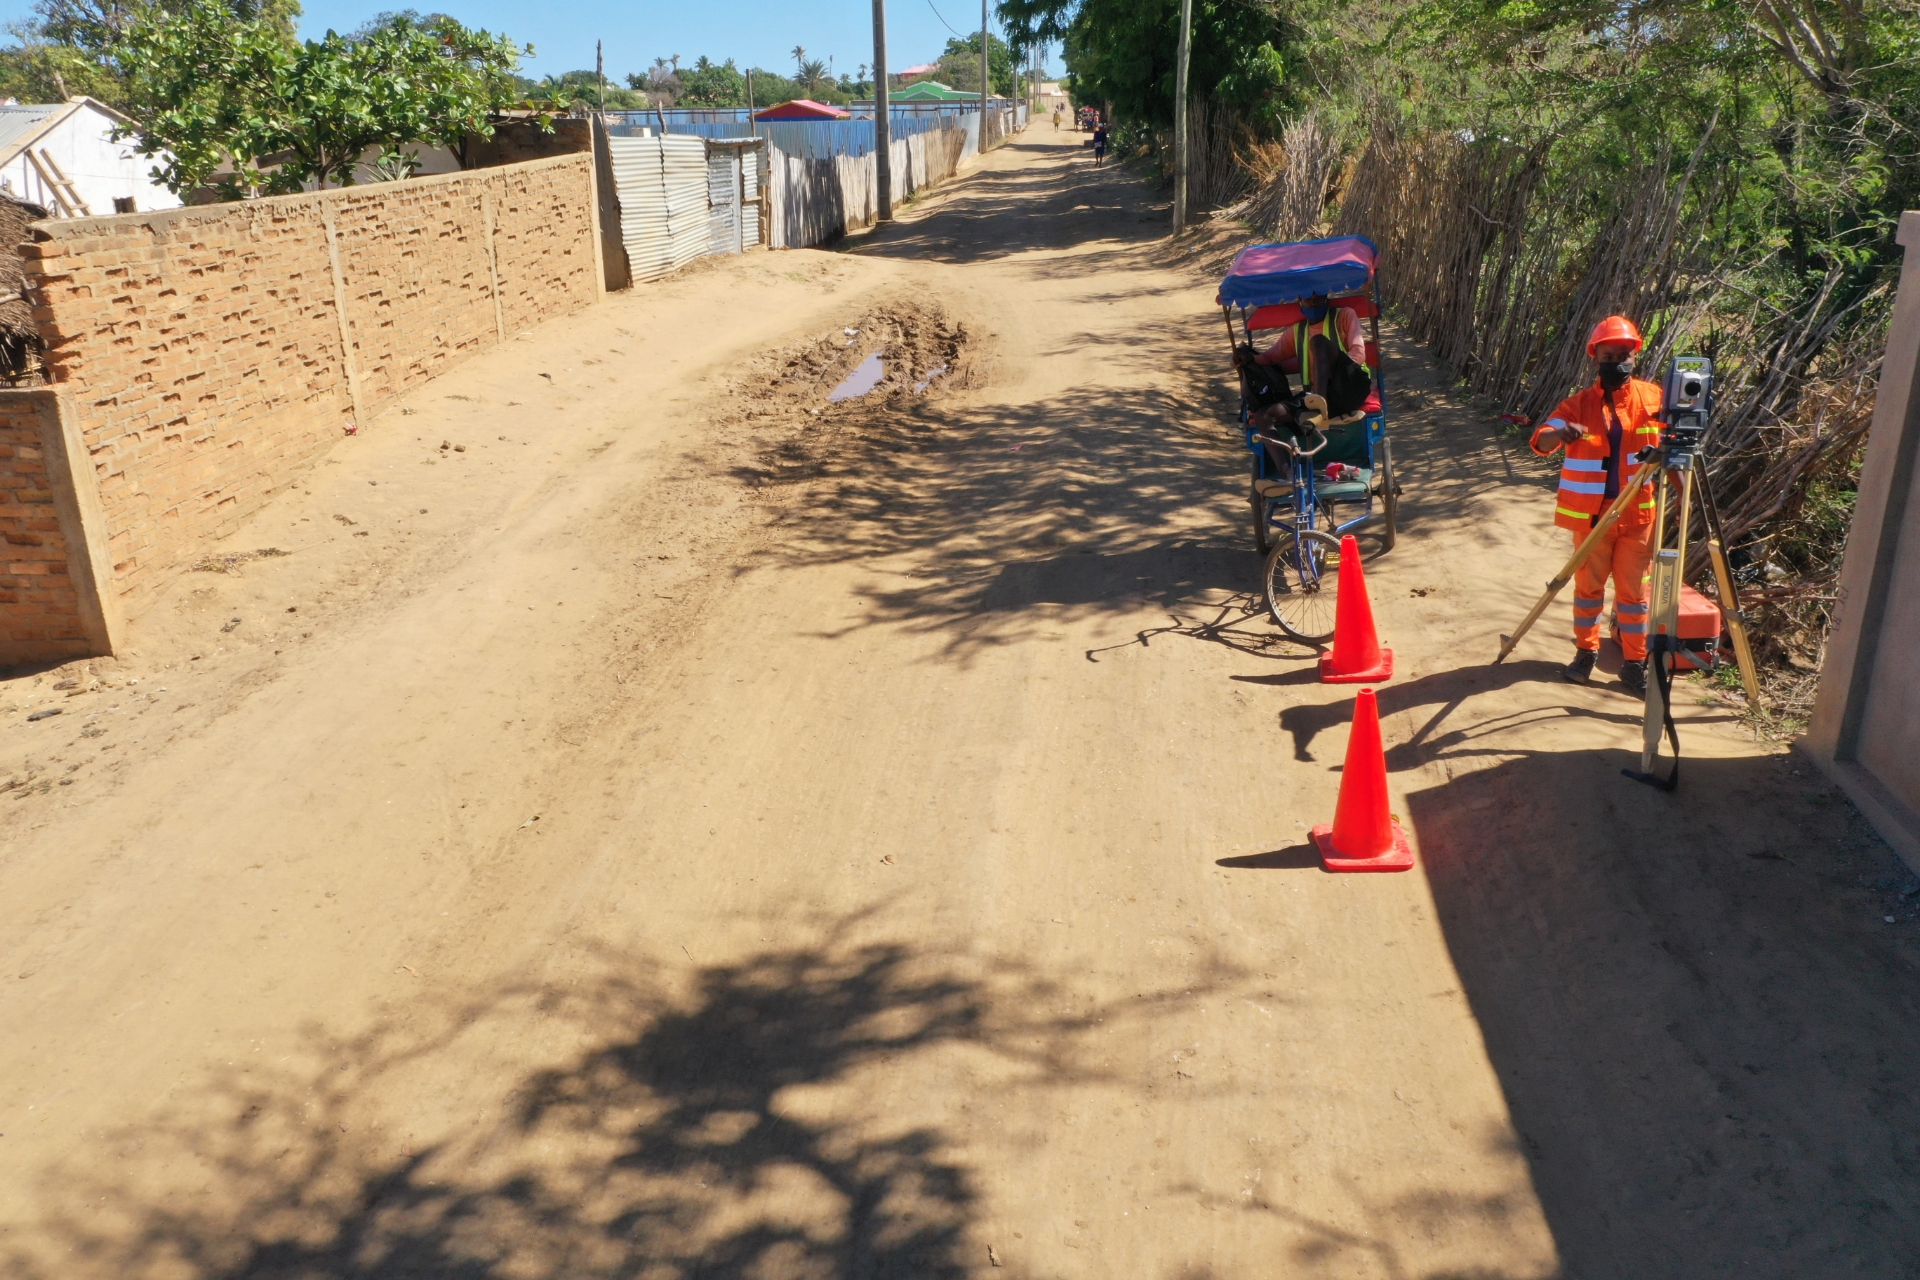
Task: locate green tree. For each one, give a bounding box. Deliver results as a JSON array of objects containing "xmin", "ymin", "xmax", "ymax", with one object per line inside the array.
[
  {"xmin": 0, "ymin": 27, "xmax": 126, "ymax": 101},
  {"xmin": 999, "ymin": 0, "xmax": 1298, "ymax": 123},
  {"xmin": 114, "ymin": 1, "xmax": 530, "ymax": 196},
  {"xmin": 673, "ymin": 56, "xmax": 746, "ymax": 107},
  {"xmin": 32, "ymin": 0, "xmax": 300, "ymax": 54},
  {"xmin": 934, "ymin": 31, "xmax": 1015, "ymax": 96},
  {"xmin": 742, "ymin": 67, "xmax": 805, "ymax": 107},
  {"xmin": 112, "ymin": 0, "xmax": 292, "ymax": 193}
]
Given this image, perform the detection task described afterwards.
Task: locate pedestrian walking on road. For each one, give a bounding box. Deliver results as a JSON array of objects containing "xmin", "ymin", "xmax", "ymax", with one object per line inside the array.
[
  {"xmin": 1528, "ymin": 315, "xmax": 1665, "ymax": 697},
  {"xmin": 1092, "ymin": 121, "xmax": 1109, "ymax": 164}
]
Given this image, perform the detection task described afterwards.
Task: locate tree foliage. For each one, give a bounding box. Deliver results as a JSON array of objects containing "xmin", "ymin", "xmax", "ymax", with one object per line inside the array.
[
  {"xmin": 933, "ymin": 31, "xmax": 1016, "ymax": 96},
  {"xmin": 999, "ymin": 0, "xmax": 1299, "ymax": 123},
  {"xmin": 111, "ymin": 2, "xmax": 529, "ymax": 196}
]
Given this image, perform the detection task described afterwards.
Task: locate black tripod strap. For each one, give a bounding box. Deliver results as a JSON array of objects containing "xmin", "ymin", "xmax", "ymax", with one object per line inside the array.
[{"xmin": 1624, "ymin": 638, "xmax": 1682, "ymax": 791}]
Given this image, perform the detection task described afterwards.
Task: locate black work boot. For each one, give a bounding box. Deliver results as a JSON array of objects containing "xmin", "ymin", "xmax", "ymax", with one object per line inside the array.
[
  {"xmin": 1563, "ymin": 649, "xmax": 1597, "ymax": 684},
  {"xmin": 1620, "ymin": 659, "xmax": 1647, "ymax": 698}
]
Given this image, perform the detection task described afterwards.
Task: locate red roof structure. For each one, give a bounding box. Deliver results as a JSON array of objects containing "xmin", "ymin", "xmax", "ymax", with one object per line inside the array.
[{"xmin": 752, "ymin": 100, "xmax": 851, "ymax": 121}]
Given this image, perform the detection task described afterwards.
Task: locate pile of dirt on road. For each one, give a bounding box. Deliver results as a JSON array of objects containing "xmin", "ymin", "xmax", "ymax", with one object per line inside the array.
[{"xmin": 730, "ymin": 299, "xmax": 975, "ymax": 487}]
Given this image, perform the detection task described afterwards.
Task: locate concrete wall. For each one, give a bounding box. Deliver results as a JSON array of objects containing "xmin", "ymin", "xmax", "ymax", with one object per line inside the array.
[
  {"xmin": 9, "ymin": 153, "xmax": 600, "ymax": 657},
  {"xmin": 1803, "ymin": 210, "xmax": 1920, "ymax": 872}
]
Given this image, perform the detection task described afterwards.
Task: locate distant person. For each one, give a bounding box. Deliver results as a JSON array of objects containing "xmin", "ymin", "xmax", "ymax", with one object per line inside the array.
[
  {"xmin": 1092, "ymin": 121, "xmax": 1109, "ymax": 164},
  {"xmin": 1052, "ymin": 107, "xmax": 1062, "ymax": 129}
]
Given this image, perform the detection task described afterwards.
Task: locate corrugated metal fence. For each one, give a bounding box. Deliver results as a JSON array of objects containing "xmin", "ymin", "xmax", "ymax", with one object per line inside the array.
[
  {"xmin": 764, "ymin": 126, "xmax": 973, "ymax": 249},
  {"xmin": 606, "ymin": 108, "xmax": 1020, "ymax": 278},
  {"xmin": 608, "ymin": 135, "xmax": 731, "ymax": 281},
  {"xmin": 610, "ymin": 108, "xmax": 979, "ymax": 160}
]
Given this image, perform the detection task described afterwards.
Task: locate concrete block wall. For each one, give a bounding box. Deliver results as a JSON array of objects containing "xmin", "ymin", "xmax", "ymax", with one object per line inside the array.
[{"xmin": 14, "ymin": 154, "xmax": 599, "ymax": 646}]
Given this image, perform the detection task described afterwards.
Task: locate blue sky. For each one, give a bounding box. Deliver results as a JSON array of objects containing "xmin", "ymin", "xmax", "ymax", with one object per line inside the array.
[{"xmin": 0, "ymin": 1, "xmax": 1058, "ymax": 83}]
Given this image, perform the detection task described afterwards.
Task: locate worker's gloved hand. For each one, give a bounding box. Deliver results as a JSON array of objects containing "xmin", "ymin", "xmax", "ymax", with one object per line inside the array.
[{"xmin": 1557, "ymin": 422, "xmax": 1586, "ymax": 445}]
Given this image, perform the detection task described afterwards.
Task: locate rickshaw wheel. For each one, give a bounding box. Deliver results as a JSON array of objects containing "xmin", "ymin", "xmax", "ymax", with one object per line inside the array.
[
  {"xmin": 1250, "ymin": 458, "xmax": 1273, "ymax": 556},
  {"xmin": 1377, "ymin": 439, "xmax": 1399, "ymax": 552},
  {"xmin": 1263, "ymin": 528, "xmax": 1343, "ymax": 644}
]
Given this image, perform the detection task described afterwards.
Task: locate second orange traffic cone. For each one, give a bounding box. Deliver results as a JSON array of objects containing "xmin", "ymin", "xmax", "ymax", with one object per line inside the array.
[
  {"xmin": 1312, "ymin": 687, "xmax": 1414, "ymax": 873},
  {"xmin": 1319, "ymin": 533, "xmax": 1393, "ymax": 683}
]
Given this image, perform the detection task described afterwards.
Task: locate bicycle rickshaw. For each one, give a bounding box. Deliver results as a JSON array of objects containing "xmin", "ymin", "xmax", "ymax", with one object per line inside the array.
[{"xmin": 1217, "ymin": 234, "xmax": 1399, "ymax": 643}]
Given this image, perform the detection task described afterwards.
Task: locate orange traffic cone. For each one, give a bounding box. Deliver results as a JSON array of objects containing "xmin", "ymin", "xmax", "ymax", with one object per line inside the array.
[
  {"xmin": 1313, "ymin": 687, "xmax": 1414, "ymax": 872},
  {"xmin": 1319, "ymin": 533, "xmax": 1393, "ymax": 683}
]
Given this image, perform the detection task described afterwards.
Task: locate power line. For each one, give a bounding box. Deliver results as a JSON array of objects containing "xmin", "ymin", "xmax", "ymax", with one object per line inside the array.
[{"xmin": 926, "ymin": 0, "xmax": 967, "ymax": 40}]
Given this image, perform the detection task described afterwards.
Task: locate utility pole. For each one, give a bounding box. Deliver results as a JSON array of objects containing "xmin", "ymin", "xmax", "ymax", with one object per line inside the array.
[
  {"xmin": 596, "ymin": 39, "xmax": 605, "ymax": 114},
  {"xmin": 872, "ymin": 0, "xmax": 891, "ymax": 221},
  {"xmin": 1173, "ymin": 0, "xmax": 1192, "ymax": 232},
  {"xmin": 979, "ymin": 0, "xmax": 990, "ymax": 149}
]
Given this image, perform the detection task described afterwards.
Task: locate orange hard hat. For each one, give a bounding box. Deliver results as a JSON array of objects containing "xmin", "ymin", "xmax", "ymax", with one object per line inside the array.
[{"xmin": 1587, "ymin": 315, "xmax": 1643, "ymax": 356}]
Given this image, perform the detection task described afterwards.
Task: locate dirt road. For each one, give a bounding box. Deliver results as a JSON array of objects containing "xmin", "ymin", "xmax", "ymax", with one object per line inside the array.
[{"xmin": 4, "ymin": 132, "xmax": 1918, "ymax": 1280}]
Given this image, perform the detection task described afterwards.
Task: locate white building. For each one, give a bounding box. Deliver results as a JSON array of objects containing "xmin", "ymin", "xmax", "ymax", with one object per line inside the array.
[{"xmin": 0, "ymin": 98, "xmax": 182, "ymax": 217}]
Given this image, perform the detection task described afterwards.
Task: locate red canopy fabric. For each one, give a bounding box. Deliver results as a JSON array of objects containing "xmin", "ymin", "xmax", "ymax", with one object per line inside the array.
[
  {"xmin": 752, "ymin": 100, "xmax": 851, "ymax": 121},
  {"xmin": 1217, "ymin": 235, "xmax": 1378, "ymax": 307}
]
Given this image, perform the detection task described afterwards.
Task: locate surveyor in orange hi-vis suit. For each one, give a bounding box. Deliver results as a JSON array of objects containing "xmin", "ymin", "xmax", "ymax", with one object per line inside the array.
[{"xmin": 1528, "ymin": 315, "xmax": 1665, "ymax": 698}]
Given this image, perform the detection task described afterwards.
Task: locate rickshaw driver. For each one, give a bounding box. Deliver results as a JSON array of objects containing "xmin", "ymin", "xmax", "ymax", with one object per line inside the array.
[{"xmin": 1248, "ymin": 295, "xmax": 1373, "ymax": 427}]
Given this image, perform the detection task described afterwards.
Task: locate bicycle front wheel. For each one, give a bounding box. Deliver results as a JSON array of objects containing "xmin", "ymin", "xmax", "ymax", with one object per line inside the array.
[{"xmin": 1263, "ymin": 528, "xmax": 1344, "ymax": 644}]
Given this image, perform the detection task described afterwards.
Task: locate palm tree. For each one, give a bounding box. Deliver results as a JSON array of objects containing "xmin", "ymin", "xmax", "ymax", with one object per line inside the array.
[
  {"xmin": 791, "ymin": 45, "xmax": 806, "ymax": 77},
  {"xmin": 799, "ymin": 58, "xmax": 827, "ymax": 96}
]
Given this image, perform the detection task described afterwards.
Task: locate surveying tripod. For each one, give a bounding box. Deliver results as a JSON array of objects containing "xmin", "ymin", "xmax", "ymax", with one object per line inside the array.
[{"xmin": 1493, "ymin": 358, "xmax": 1762, "ymax": 790}]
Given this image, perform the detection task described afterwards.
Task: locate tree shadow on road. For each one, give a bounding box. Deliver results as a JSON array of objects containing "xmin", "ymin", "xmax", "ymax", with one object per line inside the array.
[
  {"xmin": 5, "ymin": 916, "xmax": 1239, "ymax": 1280},
  {"xmin": 854, "ymin": 137, "xmax": 1167, "ymax": 267}
]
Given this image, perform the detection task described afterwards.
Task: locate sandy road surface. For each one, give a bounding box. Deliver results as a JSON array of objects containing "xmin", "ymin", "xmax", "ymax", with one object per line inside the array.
[{"xmin": 3, "ymin": 133, "xmax": 1918, "ymax": 1280}]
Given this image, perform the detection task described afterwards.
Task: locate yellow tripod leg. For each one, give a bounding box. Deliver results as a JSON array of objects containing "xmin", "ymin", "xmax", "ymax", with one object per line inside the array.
[
  {"xmin": 1494, "ymin": 458, "xmax": 1661, "ymax": 664},
  {"xmin": 1707, "ymin": 537, "xmax": 1763, "ymax": 707}
]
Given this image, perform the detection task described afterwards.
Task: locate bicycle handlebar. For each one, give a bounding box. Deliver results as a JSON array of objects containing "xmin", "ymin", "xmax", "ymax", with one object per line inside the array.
[{"xmin": 1252, "ymin": 428, "xmax": 1329, "ymax": 459}]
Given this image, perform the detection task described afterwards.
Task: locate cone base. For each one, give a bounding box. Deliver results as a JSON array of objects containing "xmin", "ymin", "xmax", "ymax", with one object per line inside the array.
[
  {"xmin": 1312, "ymin": 820, "xmax": 1415, "ymax": 872},
  {"xmin": 1320, "ymin": 644, "xmax": 1397, "ymax": 687}
]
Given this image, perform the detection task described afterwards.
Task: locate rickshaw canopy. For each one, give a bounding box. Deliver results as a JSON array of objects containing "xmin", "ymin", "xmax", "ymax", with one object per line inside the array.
[{"xmin": 1217, "ymin": 235, "xmax": 1378, "ymax": 309}]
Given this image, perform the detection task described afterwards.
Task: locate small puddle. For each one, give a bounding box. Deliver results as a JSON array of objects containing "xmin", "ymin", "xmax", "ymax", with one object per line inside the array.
[
  {"xmin": 914, "ymin": 364, "xmax": 947, "ymax": 393},
  {"xmin": 828, "ymin": 352, "xmax": 885, "ymax": 402}
]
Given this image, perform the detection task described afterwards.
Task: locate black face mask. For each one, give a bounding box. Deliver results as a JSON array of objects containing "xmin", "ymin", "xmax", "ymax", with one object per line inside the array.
[{"xmin": 1597, "ymin": 358, "xmax": 1634, "ymax": 391}]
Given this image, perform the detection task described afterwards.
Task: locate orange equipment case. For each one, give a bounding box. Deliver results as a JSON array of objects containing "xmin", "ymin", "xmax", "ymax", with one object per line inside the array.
[{"xmin": 1611, "ymin": 584, "xmax": 1722, "ymax": 671}]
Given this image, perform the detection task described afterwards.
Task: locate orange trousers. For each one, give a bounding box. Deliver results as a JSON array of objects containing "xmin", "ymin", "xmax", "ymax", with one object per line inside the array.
[{"xmin": 1571, "ymin": 521, "xmax": 1653, "ymax": 661}]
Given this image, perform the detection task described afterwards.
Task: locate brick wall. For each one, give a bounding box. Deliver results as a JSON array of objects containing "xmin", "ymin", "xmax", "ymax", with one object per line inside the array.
[
  {"xmin": 18, "ymin": 154, "xmax": 599, "ymax": 627},
  {"xmin": 0, "ymin": 388, "xmax": 115, "ymax": 663},
  {"xmin": 0, "ymin": 393, "xmax": 85, "ymax": 661}
]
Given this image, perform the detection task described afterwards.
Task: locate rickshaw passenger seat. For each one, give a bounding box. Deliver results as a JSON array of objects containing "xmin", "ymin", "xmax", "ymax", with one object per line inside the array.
[
  {"xmin": 1319, "ymin": 471, "xmax": 1373, "ymax": 503},
  {"xmin": 1317, "ymin": 416, "xmax": 1376, "ymax": 467}
]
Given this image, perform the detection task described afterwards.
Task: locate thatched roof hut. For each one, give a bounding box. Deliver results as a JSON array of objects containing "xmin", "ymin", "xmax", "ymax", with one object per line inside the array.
[{"xmin": 0, "ymin": 193, "xmax": 48, "ymax": 383}]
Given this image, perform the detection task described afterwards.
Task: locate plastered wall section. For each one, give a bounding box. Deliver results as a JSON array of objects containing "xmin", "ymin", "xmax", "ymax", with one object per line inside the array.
[
  {"xmin": 1803, "ymin": 209, "xmax": 1920, "ymax": 873},
  {"xmin": 19, "ymin": 153, "xmax": 599, "ymax": 619}
]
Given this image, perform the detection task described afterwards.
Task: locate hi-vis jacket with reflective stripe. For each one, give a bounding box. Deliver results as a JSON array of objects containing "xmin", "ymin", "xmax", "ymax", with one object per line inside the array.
[
  {"xmin": 1528, "ymin": 377, "xmax": 1664, "ymax": 533},
  {"xmin": 1295, "ymin": 311, "xmax": 1370, "ymax": 387}
]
